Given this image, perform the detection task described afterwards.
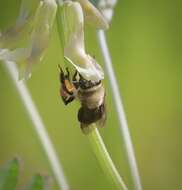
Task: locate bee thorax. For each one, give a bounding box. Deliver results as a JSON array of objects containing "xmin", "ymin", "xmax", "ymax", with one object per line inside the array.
[{"xmin": 78, "ymin": 84, "xmax": 105, "ymax": 109}]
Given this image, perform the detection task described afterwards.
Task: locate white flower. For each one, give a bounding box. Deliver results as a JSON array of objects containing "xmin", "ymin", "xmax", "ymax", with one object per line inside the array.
[
  {"xmin": 0, "ymin": 0, "xmax": 57, "ymax": 80},
  {"xmin": 61, "ymin": 1, "xmax": 104, "ymax": 81}
]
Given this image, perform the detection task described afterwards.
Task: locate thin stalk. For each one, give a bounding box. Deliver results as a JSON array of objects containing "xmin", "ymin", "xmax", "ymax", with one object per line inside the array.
[
  {"xmin": 88, "ymin": 125, "xmax": 128, "ymax": 190},
  {"xmin": 3, "ymin": 61, "xmax": 69, "ymax": 190},
  {"xmin": 96, "ymin": 30, "xmax": 142, "ymax": 190}
]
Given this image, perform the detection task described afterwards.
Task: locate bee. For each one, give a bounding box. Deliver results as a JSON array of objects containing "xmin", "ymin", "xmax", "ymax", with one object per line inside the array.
[{"xmin": 59, "ymin": 66, "xmax": 106, "ymax": 134}]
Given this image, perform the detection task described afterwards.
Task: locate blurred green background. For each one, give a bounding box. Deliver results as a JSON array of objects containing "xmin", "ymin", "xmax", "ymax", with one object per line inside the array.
[{"xmin": 0, "ymin": 0, "xmax": 182, "ymax": 189}]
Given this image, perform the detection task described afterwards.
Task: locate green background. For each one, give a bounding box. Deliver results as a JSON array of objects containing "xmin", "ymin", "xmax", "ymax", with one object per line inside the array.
[{"xmin": 0, "ymin": 0, "xmax": 182, "ymax": 189}]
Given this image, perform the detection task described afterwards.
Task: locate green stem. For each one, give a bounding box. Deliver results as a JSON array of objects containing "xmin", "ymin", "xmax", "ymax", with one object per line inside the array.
[{"xmin": 88, "ymin": 125, "xmax": 128, "ymax": 190}]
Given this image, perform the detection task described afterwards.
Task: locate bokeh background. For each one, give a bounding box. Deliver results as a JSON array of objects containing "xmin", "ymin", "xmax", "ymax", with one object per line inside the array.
[{"xmin": 0, "ymin": 0, "xmax": 182, "ymax": 189}]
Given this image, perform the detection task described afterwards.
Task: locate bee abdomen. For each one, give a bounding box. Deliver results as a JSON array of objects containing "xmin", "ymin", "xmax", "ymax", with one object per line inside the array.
[{"xmin": 77, "ymin": 103, "xmax": 106, "ymax": 134}]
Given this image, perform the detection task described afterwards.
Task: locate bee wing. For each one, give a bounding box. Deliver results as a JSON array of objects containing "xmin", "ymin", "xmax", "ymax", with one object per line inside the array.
[{"xmin": 96, "ymin": 102, "xmax": 106, "ymax": 128}]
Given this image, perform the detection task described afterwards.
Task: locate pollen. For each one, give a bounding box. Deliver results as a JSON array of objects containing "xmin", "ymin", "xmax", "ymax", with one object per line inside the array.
[{"xmin": 64, "ymin": 80, "xmax": 75, "ymax": 93}]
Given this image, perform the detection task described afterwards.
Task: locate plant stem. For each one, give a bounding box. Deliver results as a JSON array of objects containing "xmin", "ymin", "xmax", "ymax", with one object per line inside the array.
[
  {"xmin": 3, "ymin": 61, "xmax": 69, "ymax": 190},
  {"xmin": 88, "ymin": 125, "xmax": 128, "ymax": 190},
  {"xmin": 96, "ymin": 30, "xmax": 142, "ymax": 190}
]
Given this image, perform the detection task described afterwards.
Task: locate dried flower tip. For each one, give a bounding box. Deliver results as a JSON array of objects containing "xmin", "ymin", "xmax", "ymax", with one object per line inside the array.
[
  {"xmin": 97, "ymin": 0, "xmax": 117, "ymax": 23},
  {"xmin": 62, "ymin": 1, "xmax": 104, "ymax": 81},
  {"xmin": 76, "ymin": 0, "xmax": 109, "ymax": 30}
]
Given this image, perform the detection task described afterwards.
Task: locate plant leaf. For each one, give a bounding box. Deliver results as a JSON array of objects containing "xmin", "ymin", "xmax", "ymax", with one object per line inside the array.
[
  {"xmin": 25, "ymin": 174, "xmax": 45, "ymax": 190},
  {"xmin": 0, "ymin": 158, "xmax": 19, "ymax": 190}
]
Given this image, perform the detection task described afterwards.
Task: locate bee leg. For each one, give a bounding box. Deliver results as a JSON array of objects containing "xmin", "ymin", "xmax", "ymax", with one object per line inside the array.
[
  {"xmin": 72, "ymin": 70, "xmax": 79, "ymax": 89},
  {"xmin": 61, "ymin": 96, "xmax": 75, "ymax": 105},
  {"xmin": 79, "ymin": 73, "xmax": 85, "ymax": 81},
  {"xmin": 72, "ymin": 70, "xmax": 78, "ymax": 81}
]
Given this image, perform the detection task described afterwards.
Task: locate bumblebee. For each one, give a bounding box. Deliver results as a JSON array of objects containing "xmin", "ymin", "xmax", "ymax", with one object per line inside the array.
[{"xmin": 59, "ymin": 66, "xmax": 106, "ymax": 134}]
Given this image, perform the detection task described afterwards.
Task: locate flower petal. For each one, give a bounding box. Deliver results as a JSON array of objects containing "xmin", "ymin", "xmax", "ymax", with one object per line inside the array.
[
  {"xmin": 0, "ymin": 0, "xmax": 38, "ymax": 48},
  {"xmin": 28, "ymin": 0, "xmax": 57, "ymax": 62},
  {"xmin": 0, "ymin": 0, "xmax": 57, "ymax": 80},
  {"xmin": 65, "ymin": 55, "xmax": 104, "ymax": 81},
  {"xmin": 61, "ymin": 1, "xmax": 85, "ymax": 50}
]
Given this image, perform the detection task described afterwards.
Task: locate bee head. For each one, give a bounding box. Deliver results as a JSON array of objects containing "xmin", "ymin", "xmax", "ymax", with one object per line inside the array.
[{"xmin": 59, "ymin": 65, "xmax": 77, "ymax": 105}]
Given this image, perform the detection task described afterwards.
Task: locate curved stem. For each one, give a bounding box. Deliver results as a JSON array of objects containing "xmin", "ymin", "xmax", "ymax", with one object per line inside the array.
[
  {"xmin": 96, "ymin": 30, "xmax": 142, "ymax": 190},
  {"xmin": 88, "ymin": 125, "xmax": 128, "ymax": 190},
  {"xmin": 3, "ymin": 61, "xmax": 69, "ymax": 190}
]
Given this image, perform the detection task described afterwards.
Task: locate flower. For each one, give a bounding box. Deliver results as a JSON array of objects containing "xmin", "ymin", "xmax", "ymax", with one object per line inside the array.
[
  {"xmin": 0, "ymin": 0, "xmax": 57, "ymax": 80},
  {"xmin": 21, "ymin": 0, "xmax": 57, "ymax": 79},
  {"xmin": 61, "ymin": 0, "xmax": 104, "ymax": 82}
]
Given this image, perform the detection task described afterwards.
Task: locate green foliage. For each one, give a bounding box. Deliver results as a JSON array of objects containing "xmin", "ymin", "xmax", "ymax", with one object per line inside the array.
[
  {"xmin": 25, "ymin": 175, "xmax": 45, "ymax": 190},
  {"xmin": 0, "ymin": 159, "xmax": 19, "ymax": 190},
  {"xmin": 0, "ymin": 159, "xmax": 47, "ymax": 190}
]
